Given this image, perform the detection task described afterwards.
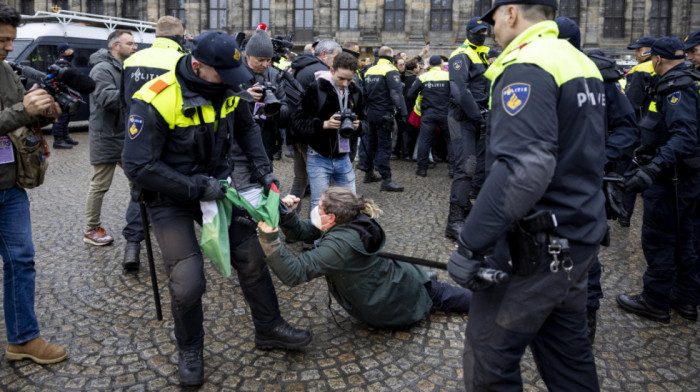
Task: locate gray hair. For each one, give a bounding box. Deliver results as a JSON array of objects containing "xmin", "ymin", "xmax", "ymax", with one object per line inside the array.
[
  {"xmin": 315, "ymin": 39, "xmax": 341, "ymax": 59},
  {"xmin": 107, "ymin": 30, "xmax": 132, "ymax": 48}
]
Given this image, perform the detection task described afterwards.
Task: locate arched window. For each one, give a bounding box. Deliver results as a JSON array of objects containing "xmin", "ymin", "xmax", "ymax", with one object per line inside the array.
[
  {"xmin": 250, "ymin": 0, "xmax": 269, "ymax": 29},
  {"xmin": 430, "ymin": 0, "xmax": 452, "ymax": 31},
  {"xmin": 649, "ymin": 0, "xmax": 671, "ymax": 37},
  {"xmin": 384, "ymin": 0, "xmax": 405, "ymax": 31},
  {"xmin": 603, "ymin": 0, "xmax": 625, "ymax": 38},
  {"xmin": 559, "ymin": 0, "xmax": 580, "ymax": 25}
]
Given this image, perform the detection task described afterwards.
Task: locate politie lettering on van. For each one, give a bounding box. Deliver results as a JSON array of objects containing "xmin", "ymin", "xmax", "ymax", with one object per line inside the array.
[{"xmin": 6, "ymin": 10, "xmax": 155, "ymax": 121}]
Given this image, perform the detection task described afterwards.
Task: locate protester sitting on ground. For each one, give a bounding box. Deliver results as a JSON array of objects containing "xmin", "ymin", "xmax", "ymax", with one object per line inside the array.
[{"xmin": 256, "ymin": 187, "xmax": 472, "ymax": 328}]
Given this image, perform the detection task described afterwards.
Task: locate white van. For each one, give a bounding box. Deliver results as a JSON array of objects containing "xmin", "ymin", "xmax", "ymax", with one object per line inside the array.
[{"xmin": 7, "ymin": 10, "xmax": 155, "ymax": 121}]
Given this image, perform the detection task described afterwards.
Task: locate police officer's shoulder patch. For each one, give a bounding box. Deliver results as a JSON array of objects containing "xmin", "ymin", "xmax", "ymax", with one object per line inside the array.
[
  {"xmin": 128, "ymin": 115, "xmax": 144, "ymax": 140},
  {"xmin": 393, "ymin": 74, "xmax": 400, "ymax": 83},
  {"xmin": 501, "ymin": 83, "xmax": 531, "ymax": 116},
  {"xmin": 667, "ymin": 91, "xmax": 681, "ymax": 105},
  {"xmin": 454, "ymin": 60, "xmax": 463, "ymax": 70}
]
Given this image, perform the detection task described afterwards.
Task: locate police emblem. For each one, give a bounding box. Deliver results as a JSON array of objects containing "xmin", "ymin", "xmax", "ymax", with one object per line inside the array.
[
  {"xmin": 454, "ymin": 60, "xmax": 463, "ymax": 70},
  {"xmin": 667, "ymin": 91, "xmax": 681, "ymax": 105},
  {"xmin": 502, "ymin": 83, "xmax": 531, "ymax": 116},
  {"xmin": 233, "ymin": 49, "xmax": 241, "ymax": 61},
  {"xmin": 394, "ymin": 75, "xmax": 400, "ymax": 83},
  {"xmin": 128, "ymin": 115, "xmax": 144, "ymax": 140}
]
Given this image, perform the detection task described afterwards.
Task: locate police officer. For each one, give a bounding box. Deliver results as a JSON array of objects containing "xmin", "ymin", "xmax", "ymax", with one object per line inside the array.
[
  {"xmin": 362, "ymin": 45, "xmax": 406, "ymax": 192},
  {"xmin": 407, "ymin": 55, "xmax": 451, "ymax": 178},
  {"xmin": 617, "ymin": 37, "xmax": 700, "ymax": 323},
  {"xmin": 447, "ymin": 0, "xmax": 607, "ymax": 389},
  {"xmin": 625, "ymin": 35, "xmax": 657, "ymax": 120},
  {"xmin": 685, "ymin": 29, "xmax": 700, "ymax": 70},
  {"xmin": 242, "ymin": 29, "xmax": 291, "ymax": 164},
  {"xmin": 557, "ymin": 16, "xmax": 640, "ymax": 344},
  {"xmin": 122, "ymin": 31, "xmax": 311, "ymax": 387},
  {"xmin": 119, "ymin": 15, "xmax": 186, "ymax": 271},
  {"xmin": 445, "ymin": 16, "xmax": 490, "ymax": 240}
]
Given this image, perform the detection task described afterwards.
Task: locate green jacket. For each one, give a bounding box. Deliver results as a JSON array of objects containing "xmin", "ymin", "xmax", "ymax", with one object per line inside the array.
[{"xmin": 265, "ymin": 212, "xmax": 433, "ymax": 328}]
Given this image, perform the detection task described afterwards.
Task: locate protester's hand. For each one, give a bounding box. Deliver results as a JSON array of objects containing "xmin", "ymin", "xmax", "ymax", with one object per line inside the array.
[
  {"xmin": 447, "ymin": 246, "xmax": 492, "ymax": 292},
  {"xmin": 198, "ymin": 176, "xmax": 226, "ymax": 201},
  {"xmin": 419, "ymin": 44, "xmax": 429, "ymax": 58},
  {"xmin": 259, "ymin": 172, "xmax": 280, "ymax": 195},
  {"xmin": 625, "ymin": 162, "xmax": 661, "ymax": 194},
  {"xmin": 23, "ymin": 85, "xmax": 61, "ymax": 118},
  {"xmin": 324, "ymin": 114, "xmax": 341, "ymax": 130},
  {"xmin": 247, "ymin": 83, "xmax": 263, "ymax": 102},
  {"xmin": 281, "ymin": 195, "xmax": 300, "ymax": 212},
  {"xmin": 257, "ymin": 221, "xmax": 281, "ymax": 257}
]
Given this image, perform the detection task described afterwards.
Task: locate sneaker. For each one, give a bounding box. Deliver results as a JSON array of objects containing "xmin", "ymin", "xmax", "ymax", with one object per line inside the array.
[
  {"xmin": 6, "ymin": 337, "xmax": 67, "ymax": 364},
  {"xmin": 64, "ymin": 136, "xmax": 79, "ymax": 145},
  {"xmin": 255, "ymin": 321, "xmax": 312, "ymax": 350},
  {"xmin": 178, "ymin": 347, "xmax": 204, "ymax": 387},
  {"xmin": 84, "ymin": 227, "xmax": 114, "ymax": 246}
]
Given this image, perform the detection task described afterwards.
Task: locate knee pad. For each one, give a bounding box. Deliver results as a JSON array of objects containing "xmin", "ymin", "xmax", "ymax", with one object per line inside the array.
[{"xmin": 169, "ymin": 253, "xmax": 206, "ymax": 310}]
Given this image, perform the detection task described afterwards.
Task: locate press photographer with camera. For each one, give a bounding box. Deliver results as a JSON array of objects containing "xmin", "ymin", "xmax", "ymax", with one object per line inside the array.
[
  {"xmin": 0, "ymin": 1, "xmax": 67, "ymax": 364},
  {"xmin": 292, "ymin": 52, "xmax": 365, "ymax": 211}
]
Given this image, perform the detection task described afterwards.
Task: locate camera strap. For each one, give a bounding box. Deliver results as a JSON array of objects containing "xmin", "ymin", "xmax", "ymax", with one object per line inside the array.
[{"xmin": 332, "ymin": 83, "xmax": 349, "ymax": 113}]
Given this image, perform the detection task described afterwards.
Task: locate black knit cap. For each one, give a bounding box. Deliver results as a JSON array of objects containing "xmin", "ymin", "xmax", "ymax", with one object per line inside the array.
[{"xmin": 481, "ymin": 0, "xmax": 558, "ymax": 25}]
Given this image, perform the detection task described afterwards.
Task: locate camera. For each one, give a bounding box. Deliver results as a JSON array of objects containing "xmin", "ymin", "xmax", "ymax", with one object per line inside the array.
[
  {"xmin": 259, "ymin": 82, "xmax": 282, "ymax": 116},
  {"xmin": 271, "ymin": 33, "xmax": 294, "ymax": 63},
  {"xmin": 337, "ymin": 109, "xmax": 357, "ymax": 139},
  {"xmin": 9, "ymin": 62, "xmax": 94, "ymax": 116}
]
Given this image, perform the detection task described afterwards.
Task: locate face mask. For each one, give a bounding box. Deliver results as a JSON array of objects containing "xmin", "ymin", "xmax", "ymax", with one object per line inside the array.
[
  {"xmin": 63, "ymin": 54, "xmax": 74, "ymax": 62},
  {"xmin": 468, "ymin": 31, "xmax": 487, "ymax": 47},
  {"xmin": 310, "ymin": 206, "xmax": 325, "ymax": 231}
]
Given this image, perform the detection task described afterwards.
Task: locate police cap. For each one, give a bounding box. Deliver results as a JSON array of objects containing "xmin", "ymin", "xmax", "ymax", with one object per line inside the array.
[
  {"xmin": 650, "ymin": 36, "xmax": 686, "ymax": 60},
  {"xmin": 428, "ymin": 55, "xmax": 442, "ymax": 66},
  {"xmin": 481, "ymin": 0, "xmax": 558, "ymax": 25},
  {"xmin": 192, "ymin": 31, "xmax": 253, "ymax": 88},
  {"xmin": 684, "ymin": 30, "xmax": 700, "ymax": 50},
  {"xmin": 57, "ymin": 43, "xmax": 73, "ymax": 54},
  {"xmin": 627, "ymin": 36, "xmax": 656, "ymax": 50},
  {"xmin": 466, "ymin": 17, "xmax": 488, "ymax": 33}
]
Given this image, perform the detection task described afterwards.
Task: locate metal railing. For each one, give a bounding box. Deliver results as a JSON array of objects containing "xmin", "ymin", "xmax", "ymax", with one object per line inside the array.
[{"xmin": 21, "ymin": 10, "xmax": 155, "ymax": 35}]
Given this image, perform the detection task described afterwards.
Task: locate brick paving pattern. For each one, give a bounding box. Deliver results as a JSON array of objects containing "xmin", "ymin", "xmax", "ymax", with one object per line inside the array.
[{"xmin": 0, "ymin": 132, "xmax": 698, "ymax": 391}]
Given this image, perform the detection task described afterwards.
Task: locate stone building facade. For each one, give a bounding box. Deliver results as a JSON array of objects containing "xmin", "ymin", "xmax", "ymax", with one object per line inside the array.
[{"xmin": 10, "ymin": 0, "xmax": 700, "ymax": 58}]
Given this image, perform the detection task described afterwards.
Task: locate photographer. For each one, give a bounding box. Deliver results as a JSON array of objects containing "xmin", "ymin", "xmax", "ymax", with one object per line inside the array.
[
  {"xmin": 0, "ymin": 1, "xmax": 67, "ymax": 364},
  {"xmin": 292, "ymin": 52, "xmax": 365, "ymax": 210},
  {"xmin": 256, "ymin": 187, "xmax": 472, "ymax": 329},
  {"xmin": 243, "ymin": 29, "xmax": 291, "ymax": 163},
  {"xmin": 50, "ymin": 43, "xmax": 79, "ymax": 149}
]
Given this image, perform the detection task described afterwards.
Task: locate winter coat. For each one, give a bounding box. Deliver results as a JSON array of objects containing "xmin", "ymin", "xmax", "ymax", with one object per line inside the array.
[
  {"xmin": 290, "ymin": 53, "xmax": 329, "ymax": 90},
  {"xmin": 88, "ymin": 49, "xmax": 125, "ymax": 165}
]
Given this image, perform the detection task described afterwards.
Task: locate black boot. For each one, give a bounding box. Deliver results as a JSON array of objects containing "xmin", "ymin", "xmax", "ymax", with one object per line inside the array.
[
  {"xmin": 53, "ymin": 138, "xmax": 73, "ymax": 149},
  {"xmin": 445, "ymin": 203, "xmax": 468, "ymax": 240},
  {"xmin": 64, "ymin": 135, "xmax": 79, "ymax": 145},
  {"xmin": 178, "ymin": 347, "xmax": 204, "ymax": 387},
  {"xmin": 255, "ymin": 320, "xmax": 312, "ymax": 350},
  {"xmin": 380, "ymin": 178, "xmax": 404, "ymax": 192},
  {"xmin": 587, "ymin": 308, "xmax": 597, "ymax": 345},
  {"xmin": 363, "ymin": 171, "xmax": 382, "ymax": 183},
  {"xmin": 123, "ymin": 241, "xmax": 141, "ymax": 271}
]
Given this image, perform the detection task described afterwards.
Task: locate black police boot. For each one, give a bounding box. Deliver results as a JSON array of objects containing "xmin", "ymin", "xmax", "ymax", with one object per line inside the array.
[
  {"xmin": 255, "ymin": 320, "xmax": 312, "ymax": 350},
  {"xmin": 616, "ymin": 293, "xmax": 670, "ymax": 323},
  {"xmin": 672, "ymin": 298, "xmax": 698, "ymax": 321},
  {"xmin": 415, "ymin": 168, "xmax": 427, "ymax": 177},
  {"xmin": 64, "ymin": 135, "xmax": 79, "ymax": 145},
  {"xmin": 363, "ymin": 171, "xmax": 382, "ymax": 183},
  {"xmin": 123, "ymin": 241, "xmax": 140, "ymax": 271},
  {"xmin": 178, "ymin": 347, "xmax": 204, "ymax": 387},
  {"xmin": 380, "ymin": 179, "xmax": 404, "ymax": 192},
  {"xmin": 586, "ymin": 308, "xmax": 597, "ymax": 345},
  {"xmin": 445, "ymin": 203, "xmax": 466, "ymax": 240},
  {"xmin": 53, "ymin": 138, "xmax": 73, "ymax": 149}
]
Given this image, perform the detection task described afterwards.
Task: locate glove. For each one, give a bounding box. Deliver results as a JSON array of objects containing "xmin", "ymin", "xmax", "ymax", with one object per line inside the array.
[
  {"xmin": 198, "ymin": 176, "xmax": 226, "ymax": 201},
  {"xmin": 603, "ymin": 172, "xmax": 628, "ymax": 220},
  {"xmin": 447, "ymin": 246, "xmax": 492, "ymax": 292},
  {"xmin": 259, "ymin": 172, "xmax": 280, "ymax": 195},
  {"xmin": 625, "ymin": 162, "xmax": 662, "ymax": 194}
]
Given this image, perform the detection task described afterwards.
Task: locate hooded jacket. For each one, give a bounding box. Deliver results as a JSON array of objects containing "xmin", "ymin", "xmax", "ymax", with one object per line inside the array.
[
  {"xmin": 265, "ymin": 211, "xmax": 433, "ymax": 328},
  {"xmin": 88, "ymin": 49, "xmax": 126, "ymax": 165},
  {"xmin": 291, "ymin": 53, "xmax": 329, "ymax": 90}
]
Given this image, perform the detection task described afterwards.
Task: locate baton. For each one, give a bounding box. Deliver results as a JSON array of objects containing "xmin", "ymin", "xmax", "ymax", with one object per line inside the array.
[
  {"xmin": 378, "ymin": 251, "xmax": 511, "ymax": 284},
  {"xmin": 140, "ymin": 201, "xmax": 163, "ymax": 320},
  {"xmin": 603, "ymin": 176, "xmax": 625, "ymax": 183}
]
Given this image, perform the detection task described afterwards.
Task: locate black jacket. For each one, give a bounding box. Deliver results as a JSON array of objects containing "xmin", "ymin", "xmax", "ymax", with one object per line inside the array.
[
  {"xmin": 291, "ymin": 53, "xmax": 329, "ymax": 90},
  {"xmin": 293, "ymin": 77, "xmax": 366, "ymax": 159}
]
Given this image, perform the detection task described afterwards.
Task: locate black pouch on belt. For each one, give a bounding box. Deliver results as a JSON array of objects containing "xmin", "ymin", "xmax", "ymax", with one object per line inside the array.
[{"xmin": 507, "ymin": 210, "xmax": 557, "ymax": 276}]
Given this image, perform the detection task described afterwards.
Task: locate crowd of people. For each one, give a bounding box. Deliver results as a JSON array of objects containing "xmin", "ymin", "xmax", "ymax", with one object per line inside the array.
[{"xmin": 1, "ymin": 0, "xmax": 699, "ymax": 389}]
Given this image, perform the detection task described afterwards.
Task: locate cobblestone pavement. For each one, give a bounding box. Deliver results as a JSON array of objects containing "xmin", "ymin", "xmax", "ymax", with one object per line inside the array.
[{"xmin": 1, "ymin": 132, "xmax": 698, "ymax": 391}]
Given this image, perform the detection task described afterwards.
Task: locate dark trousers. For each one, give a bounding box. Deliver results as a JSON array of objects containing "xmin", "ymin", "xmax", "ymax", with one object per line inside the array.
[
  {"xmin": 641, "ymin": 170, "xmax": 700, "ymax": 308},
  {"xmin": 471, "ymin": 135, "xmax": 486, "ymax": 195},
  {"xmin": 463, "ymin": 242, "xmax": 599, "ymax": 391},
  {"xmin": 425, "ymin": 278, "xmax": 472, "ymax": 314},
  {"xmin": 148, "ymin": 199, "xmax": 282, "ymax": 350},
  {"xmin": 416, "ymin": 110, "xmax": 451, "ymax": 171},
  {"xmin": 290, "ymin": 143, "xmax": 308, "ymax": 214},
  {"xmin": 51, "ymin": 113, "xmax": 71, "ymax": 139},
  {"xmin": 587, "ymin": 256, "xmax": 603, "ymax": 311},
  {"xmin": 122, "ymin": 198, "xmax": 145, "ymax": 242},
  {"xmin": 402, "ymin": 123, "xmax": 419, "ymax": 160},
  {"xmin": 448, "ymin": 112, "xmax": 479, "ymax": 208},
  {"xmin": 361, "ymin": 110, "xmax": 394, "ymax": 180}
]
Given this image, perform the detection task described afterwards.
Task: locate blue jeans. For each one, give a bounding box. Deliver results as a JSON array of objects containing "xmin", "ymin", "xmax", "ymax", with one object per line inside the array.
[
  {"xmin": 0, "ymin": 187, "xmax": 39, "ymax": 345},
  {"xmin": 306, "ymin": 147, "xmax": 356, "ymax": 210}
]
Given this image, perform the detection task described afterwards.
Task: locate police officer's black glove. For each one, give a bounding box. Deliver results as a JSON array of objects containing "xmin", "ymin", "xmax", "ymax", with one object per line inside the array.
[
  {"xmin": 603, "ymin": 172, "xmax": 628, "ymax": 220},
  {"xmin": 447, "ymin": 245, "xmax": 492, "ymax": 292},
  {"xmin": 625, "ymin": 162, "xmax": 662, "ymax": 194},
  {"xmin": 198, "ymin": 176, "xmax": 226, "ymax": 201},
  {"xmin": 259, "ymin": 172, "xmax": 280, "ymax": 195}
]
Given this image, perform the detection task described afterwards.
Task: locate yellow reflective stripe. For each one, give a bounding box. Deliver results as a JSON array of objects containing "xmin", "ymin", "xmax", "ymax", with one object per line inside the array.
[
  {"xmin": 420, "ymin": 67, "xmax": 449, "ymax": 82},
  {"xmin": 414, "ymin": 94, "xmax": 423, "ymax": 116},
  {"xmin": 220, "ymin": 96, "xmax": 240, "ymax": 118},
  {"xmin": 648, "ymin": 101, "xmax": 657, "ymax": 113},
  {"xmin": 365, "ymin": 58, "xmax": 397, "ymax": 76},
  {"xmin": 449, "ymin": 39, "xmax": 489, "ymax": 65},
  {"xmin": 123, "ymin": 41, "xmax": 183, "ymax": 70},
  {"xmin": 628, "ymin": 60, "xmax": 655, "ymax": 76}
]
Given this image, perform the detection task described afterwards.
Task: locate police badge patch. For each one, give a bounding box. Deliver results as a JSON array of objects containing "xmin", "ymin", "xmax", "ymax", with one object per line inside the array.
[
  {"xmin": 502, "ymin": 83, "xmax": 531, "ymax": 116},
  {"xmin": 394, "ymin": 75, "xmax": 400, "ymax": 83},
  {"xmin": 667, "ymin": 91, "xmax": 681, "ymax": 105},
  {"xmin": 128, "ymin": 115, "xmax": 144, "ymax": 140},
  {"xmin": 454, "ymin": 60, "xmax": 463, "ymax": 70}
]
